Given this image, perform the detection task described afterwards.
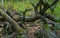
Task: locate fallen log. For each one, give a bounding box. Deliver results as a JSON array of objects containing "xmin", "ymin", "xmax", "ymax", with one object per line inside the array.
[
  {"xmin": 0, "ymin": 9, "xmax": 24, "ymax": 33},
  {"xmin": 6, "ymin": 11, "xmax": 57, "ymax": 23},
  {"xmin": 14, "ymin": 13, "xmax": 56, "ymax": 22},
  {"xmin": 0, "ymin": 11, "xmax": 59, "ymax": 23}
]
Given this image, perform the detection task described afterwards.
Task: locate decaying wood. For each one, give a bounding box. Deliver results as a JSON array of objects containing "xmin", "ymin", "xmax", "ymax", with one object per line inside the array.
[
  {"xmin": 0, "ymin": 0, "xmax": 59, "ymax": 38},
  {"xmin": 0, "ymin": 9, "xmax": 24, "ymax": 33}
]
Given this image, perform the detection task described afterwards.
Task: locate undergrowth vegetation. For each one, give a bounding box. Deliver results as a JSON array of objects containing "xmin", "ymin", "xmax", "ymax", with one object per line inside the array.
[{"xmin": 0, "ymin": 0, "xmax": 60, "ymax": 16}]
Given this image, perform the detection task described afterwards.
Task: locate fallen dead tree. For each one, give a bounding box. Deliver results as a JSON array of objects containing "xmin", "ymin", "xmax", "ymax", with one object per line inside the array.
[
  {"xmin": 0, "ymin": 9, "xmax": 24, "ymax": 33},
  {"xmin": 0, "ymin": 0, "xmax": 60, "ymax": 38}
]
